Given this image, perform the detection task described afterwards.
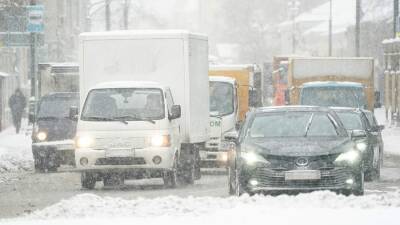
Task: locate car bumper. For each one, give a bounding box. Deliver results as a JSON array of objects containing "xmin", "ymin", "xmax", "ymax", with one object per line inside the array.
[
  {"xmin": 244, "ymin": 167, "xmax": 359, "ymax": 193},
  {"xmin": 75, "ymin": 147, "xmax": 176, "ymax": 171},
  {"xmin": 32, "ymin": 140, "xmax": 75, "ymax": 165}
]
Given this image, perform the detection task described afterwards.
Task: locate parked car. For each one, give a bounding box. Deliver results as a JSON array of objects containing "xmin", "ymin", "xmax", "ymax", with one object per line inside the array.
[
  {"xmin": 31, "ymin": 92, "xmax": 79, "ymax": 172},
  {"xmin": 333, "ymin": 107, "xmax": 384, "ymax": 181},
  {"xmin": 226, "ymin": 106, "xmax": 365, "ymax": 196}
]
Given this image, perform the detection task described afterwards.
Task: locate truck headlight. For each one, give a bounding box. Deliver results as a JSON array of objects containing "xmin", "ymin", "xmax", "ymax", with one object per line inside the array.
[
  {"xmin": 335, "ymin": 150, "xmax": 360, "ymax": 164},
  {"xmin": 76, "ymin": 136, "xmax": 94, "ymax": 148},
  {"xmin": 241, "ymin": 152, "xmax": 269, "ymax": 165},
  {"xmin": 150, "ymin": 135, "xmax": 170, "ymax": 147},
  {"xmin": 356, "ymin": 142, "xmax": 368, "ymax": 152},
  {"xmin": 36, "ymin": 131, "xmax": 47, "ymax": 141}
]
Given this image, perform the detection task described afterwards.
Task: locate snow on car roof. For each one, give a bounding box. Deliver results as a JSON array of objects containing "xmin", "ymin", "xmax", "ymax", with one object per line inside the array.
[
  {"xmin": 330, "ymin": 107, "xmax": 363, "ymax": 113},
  {"xmin": 209, "ymin": 76, "xmax": 236, "ymax": 84},
  {"xmin": 80, "ymin": 30, "xmax": 207, "ymax": 41},
  {"xmin": 90, "ymin": 81, "xmax": 166, "ymax": 90},
  {"xmin": 302, "ymin": 81, "xmax": 364, "ymax": 88}
]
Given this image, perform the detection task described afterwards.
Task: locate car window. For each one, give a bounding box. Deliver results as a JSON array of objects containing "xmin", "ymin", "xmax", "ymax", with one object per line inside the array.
[{"xmin": 336, "ymin": 112, "xmax": 364, "ymax": 130}]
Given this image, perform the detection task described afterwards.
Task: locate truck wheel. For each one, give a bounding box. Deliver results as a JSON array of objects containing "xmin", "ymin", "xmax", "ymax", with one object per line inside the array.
[
  {"xmin": 228, "ymin": 167, "xmax": 235, "ymax": 195},
  {"xmin": 163, "ymin": 157, "xmax": 178, "ymax": 188},
  {"xmin": 81, "ymin": 172, "xmax": 96, "ymax": 190},
  {"xmin": 103, "ymin": 173, "xmax": 124, "ymax": 187},
  {"xmin": 179, "ymin": 163, "xmax": 195, "ymax": 185}
]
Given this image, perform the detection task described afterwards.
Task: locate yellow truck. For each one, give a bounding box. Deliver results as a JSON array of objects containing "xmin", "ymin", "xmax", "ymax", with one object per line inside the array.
[
  {"xmin": 285, "ymin": 57, "xmax": 378, "ymax": 111},
  {"xmin": 200, "ymin": 64, "xmax": 262, "ymax": 167}
]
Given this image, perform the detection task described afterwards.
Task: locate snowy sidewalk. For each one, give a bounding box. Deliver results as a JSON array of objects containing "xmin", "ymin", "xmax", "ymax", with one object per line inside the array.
[{"xmin": 0, "ymin": 121, "xmax": 33, "ymax": 175}]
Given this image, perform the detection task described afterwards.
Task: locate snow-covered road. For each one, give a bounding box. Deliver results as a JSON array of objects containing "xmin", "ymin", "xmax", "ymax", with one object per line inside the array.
[{"xmin": 0, "ymin": 110, "xmax": 400, "ymax": 224}]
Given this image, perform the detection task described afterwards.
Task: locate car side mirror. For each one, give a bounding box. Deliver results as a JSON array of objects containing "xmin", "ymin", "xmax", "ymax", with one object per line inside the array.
[
  {"xmin": 169, "ymin": 105, "xmax": 181, "ymax": 120},
  {"xmin": 351, "ymin": 130, "xmax": 367, "ymax": 139},
  {"xmin": 224, "ymin": 131, "xmax": 239, "ymax": 142},
  {"xmin": 374, "ymin": 91, "xmax": 382, "ymax": 108},
  {"xmin": 69, "ymin": 106, "xmax": 79, "ymax": 121},
  {"xmin": 372, "ymin": 125, "xmax": 385, "ymax": 132}
]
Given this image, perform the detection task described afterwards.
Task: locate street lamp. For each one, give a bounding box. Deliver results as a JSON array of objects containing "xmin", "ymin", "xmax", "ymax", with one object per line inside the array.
[{"xmin": 288, "ymin": 0, "xmax": 300, "ymax": 54}]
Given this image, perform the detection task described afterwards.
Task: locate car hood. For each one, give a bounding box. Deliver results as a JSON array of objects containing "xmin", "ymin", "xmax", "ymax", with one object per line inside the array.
[
  {"xmin": 37, "ymin": 118, "xmax": 77, "ymax": 141},
  {"xmin": 244, "ymin": 137, "xmax": 353, "ymax": 157}
]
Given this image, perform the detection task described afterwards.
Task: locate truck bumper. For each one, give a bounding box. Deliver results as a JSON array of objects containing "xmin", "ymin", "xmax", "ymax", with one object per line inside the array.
[
  {"xmin": 75, "ymin": 147, "xmax": 176, "ymax": 173},
  {"xmin": 32, "ymin": 141, "xmax": 75, "ymax": 166}
]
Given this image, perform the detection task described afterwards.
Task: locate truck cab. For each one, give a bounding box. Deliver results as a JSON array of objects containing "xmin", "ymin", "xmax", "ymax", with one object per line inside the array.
[
  {"xmin": 75, "ymin": 81, "xmax": 184, "ymax": 189},
  {"xmin": 300, "ymin": 82, "xmax": 368, "ymax": 109},
  {"xmin": 201, "ymin": 76, "xmax": 238, "ymax": 167}
]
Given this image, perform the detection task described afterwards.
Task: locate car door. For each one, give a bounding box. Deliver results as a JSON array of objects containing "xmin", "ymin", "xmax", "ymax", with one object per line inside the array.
[{"xmin": 165, "ymin": 88, "xmax": 180, "ymax": 156}]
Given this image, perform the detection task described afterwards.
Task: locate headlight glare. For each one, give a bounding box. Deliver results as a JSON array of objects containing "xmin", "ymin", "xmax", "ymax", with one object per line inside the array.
[
  {"xmin": 335, "ymin": 150, "xmax": 360, "ymax": 164},
  {"xmin": 76, "ymin": 136, "xmax": 94, "ymax": 148},
  {"xmin": 36, "ymin": 131, "xmax": 47, "ymax": 141},
  {"xmin": 150, "ymin": 135, "xmax": 170, "ymax": 147},
  {"xmin": 241, "ymin": 152, "xmax": 269, "ymax": 165},
  {"xmin": 356, "ymin": 142, "xmax": 367, "ymax": 152}
]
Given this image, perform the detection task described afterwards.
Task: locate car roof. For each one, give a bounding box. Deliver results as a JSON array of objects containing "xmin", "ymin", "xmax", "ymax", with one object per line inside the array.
[
  {"xmin": 255, "ymin": 105, "xmax": 333, "ymax": 113},
  {"xmin": 41, "ymin": 92, "xmax": 79, "ymax": 99},
  {"xmin": 330, "ymin": 107, "xmax": 362, "ymax": 113}
]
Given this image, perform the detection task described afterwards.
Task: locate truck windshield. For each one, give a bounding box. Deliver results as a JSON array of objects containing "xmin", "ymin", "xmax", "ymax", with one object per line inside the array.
[
  {"xmin": 81, "ymin": 88, "xmax": 165, "ymax": 121},
  {"xmin": 300, "ymin": 87, "xmax": 367, "ymax": 109},
  {"xmin": 209, "ymin": 81, "xmax": 234, "ymax": 117},
  {"xmin": 37, "ymin": 97, "xmax": 79, "ymax": 119}
]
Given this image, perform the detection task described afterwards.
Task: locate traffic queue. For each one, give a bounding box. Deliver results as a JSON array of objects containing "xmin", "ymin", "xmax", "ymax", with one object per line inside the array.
[{"xmin": 29, "ymin": 30, "xmax": 384, "ymax": 196}]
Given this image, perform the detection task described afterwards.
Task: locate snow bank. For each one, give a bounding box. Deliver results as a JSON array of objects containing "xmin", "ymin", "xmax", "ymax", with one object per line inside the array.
[
  {"xmin": 2, "ymin": 191, "xmax": 400, "ymax": 225},
  {"xmin": 0, "ymin": 125, "xmax": 33, "ymax": 174}
]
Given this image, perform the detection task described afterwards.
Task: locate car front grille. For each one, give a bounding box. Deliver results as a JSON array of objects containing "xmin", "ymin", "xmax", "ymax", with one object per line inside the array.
[
  {"xmin": 95, "ymin": 157, "xmax": 146, "ymax": 165},
  {"xmin": 250, "ymin": 168, "xmax": 351, "ymax": 189}
]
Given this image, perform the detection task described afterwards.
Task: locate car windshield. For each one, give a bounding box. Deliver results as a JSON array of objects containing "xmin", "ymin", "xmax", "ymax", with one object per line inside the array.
[
  {"xmin": 336, "ymin": 112, "xmax": 364, "ymax": 131},
  {"xmin": 209, "ymin": 81, "xmax": 234, "ymax": 116},
  {"xmin": 37, "ymin": 97, "xmax": 79, "ymax": 118},
  {"xmin": 301, "ymin": 87, "xmax": 367, "ymax": 109},
  {"xmin": 248, "ymin": 112, "xmax": 338, "ymax": 138},
  {"xmin": 81, "ymin": 88, "xmax": 165, "ymax": 121}
]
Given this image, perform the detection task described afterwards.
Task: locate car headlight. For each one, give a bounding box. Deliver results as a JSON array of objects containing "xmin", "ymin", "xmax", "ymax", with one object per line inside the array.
[
  {"xmin": 335, "ymin": 150, "xmax": 360, "ymax": 164},
  {"xmin": 149, "ymin": 135, "xmax": 170, "ymax": 147},
  {"xmin": 241, "ymin": 152, "xmax": 269, "ymax": 165},
  {"xmin": 75, "ymin": 136, "xmax": 94, "ymax": 148},
  {"xmin": 356, "ymin": 142, "xmax": 368, "ymax": 152},
  {"xmin": 36, "ymin": 131, "xmax": 47, "ymax": 141}
]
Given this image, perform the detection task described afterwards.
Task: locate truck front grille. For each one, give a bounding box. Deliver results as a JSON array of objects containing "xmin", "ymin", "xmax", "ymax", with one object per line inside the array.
[{"xmin": 95, "ymin": 157, "xmax": 146, "ymax": 165}]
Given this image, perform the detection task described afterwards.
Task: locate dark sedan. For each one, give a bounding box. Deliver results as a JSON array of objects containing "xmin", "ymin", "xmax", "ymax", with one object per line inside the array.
[
  {"xmin": 333, "ymin": 107, "xmax": 384, "ymax": 181},
  {"xmin": 226, "ymin": 106, "xmax": 364, "ymax": 196}
]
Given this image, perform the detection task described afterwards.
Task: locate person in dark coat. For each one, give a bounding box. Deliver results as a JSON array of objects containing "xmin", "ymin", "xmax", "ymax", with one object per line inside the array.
[{"xmin": 8, "ymin": 89, "xmax": 26, "ymax": 134}]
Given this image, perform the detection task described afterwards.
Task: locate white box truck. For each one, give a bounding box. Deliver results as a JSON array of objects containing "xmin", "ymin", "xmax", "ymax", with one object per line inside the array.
[{"xmin": 72, "ymin": 30, "xmax": 209, "ymax": 189}]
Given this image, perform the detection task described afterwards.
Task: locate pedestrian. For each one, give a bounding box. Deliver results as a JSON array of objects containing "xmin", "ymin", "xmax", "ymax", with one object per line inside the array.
[{"xmin": 8, "ymin": 89, "xmax": 26, "ymax": 134}]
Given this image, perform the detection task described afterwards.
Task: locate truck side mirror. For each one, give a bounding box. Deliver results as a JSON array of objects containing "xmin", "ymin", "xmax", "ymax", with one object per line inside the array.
[
  {"xmin": 69, "ymin": 106, "xmax": 79, "ymax": 121},
  {"xmin": 169, "ymin": 105, "xmax": 181, "ymax": 120},
  {"xmin": 351, "ymin": 130, "xmax": 367, "ymax": 139},
  {"xmin": 224, "ymin": 131, "xmax": 239, "ymax": 142},
  {"xmin": 284, "ymin": 89, "xmax": 290, "ymax": 105},
  {"xmin": 374, "ymin": 91, "xmax": 382, "ymax": 108}
]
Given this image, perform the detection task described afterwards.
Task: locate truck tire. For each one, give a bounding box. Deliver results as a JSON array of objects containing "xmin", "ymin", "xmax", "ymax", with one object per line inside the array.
[
  {"xmin": 178, "ymin": 144, "xmax": 196, "ymax": 185},
  {"xmin": 163, "ymin": 157, "xmax": 178, "ymax": 188},
  {"xmin": 81, "ymin": 172, "xmax": 96, "ymax": 190},
  {"xmin": 228, "ymin": 167, "xmax": 235, "ymax": 195}
]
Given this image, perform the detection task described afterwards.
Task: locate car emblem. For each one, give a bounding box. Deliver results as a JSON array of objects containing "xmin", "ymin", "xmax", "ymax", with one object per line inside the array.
[{"xmin": 295, "ymin": 157, "xmax": 309, "ymax": 167}]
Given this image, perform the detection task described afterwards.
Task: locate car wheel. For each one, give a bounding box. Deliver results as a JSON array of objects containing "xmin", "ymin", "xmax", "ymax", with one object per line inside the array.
[
  {"xmin": 81, "ymin": 172, "xmax": 96, "ymax": 190},
  {"xmin": 163, "ymin": 157, "xmax": 178, "ymax": 188},
  {"xmin": 34, "ymin": 156, "xmax": 45, "ymax": 173},
  {"xmin": 352, "ymin": 171, "xmax": 364, "ymax": 196}
]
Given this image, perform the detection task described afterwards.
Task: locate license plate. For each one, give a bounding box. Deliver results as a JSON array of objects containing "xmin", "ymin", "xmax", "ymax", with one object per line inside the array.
[
  {"xmin": 285, "ymin": 170, "xmax": 321, "ymax": 181},
  {"xmin": 105, "ymin": 148, "xmax": 134, "ymax": 157}
]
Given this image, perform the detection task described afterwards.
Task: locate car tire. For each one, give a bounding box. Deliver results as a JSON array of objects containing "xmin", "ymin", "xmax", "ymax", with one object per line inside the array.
[
  {"xmin": 351, "ymin": 171, "xmax": 364, "ymax": 196},
  {"xmin": 163, "ymin": 157, "xmax": 178, "ymax": 188},
  {"xmin": 81, "ymin": 172, "xmax": 96, "ymax": 190}
]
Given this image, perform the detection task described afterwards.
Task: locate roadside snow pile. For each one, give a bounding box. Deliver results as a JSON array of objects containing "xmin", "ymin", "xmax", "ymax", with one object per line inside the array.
[
  {"xmin": 26, "ymin": 191, "xmax": 400, "ymax": 219},
  {"xmin": 383, "ymin": 127, "xmax": 400, "ymax": 156},
  {"xmin": 0, "ymin": 127, "xmax": 33, "ymax": 173}
]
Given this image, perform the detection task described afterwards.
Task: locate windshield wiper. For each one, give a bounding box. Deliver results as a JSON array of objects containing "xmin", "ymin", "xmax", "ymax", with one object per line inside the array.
[
  {"xmin": 37, "ymin": 116, "xmax": 60, "ymax": 120},
  {"xmin": 304, "ymin": 113, "xmax": 314, "ymax": 137},
  {"xmin": 113, "ymin": 115, "xmax": 156, "ymax": 124},
  {"xmin": 84, "ymin": 116, "xmax": 115, "ymax": 121}
]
